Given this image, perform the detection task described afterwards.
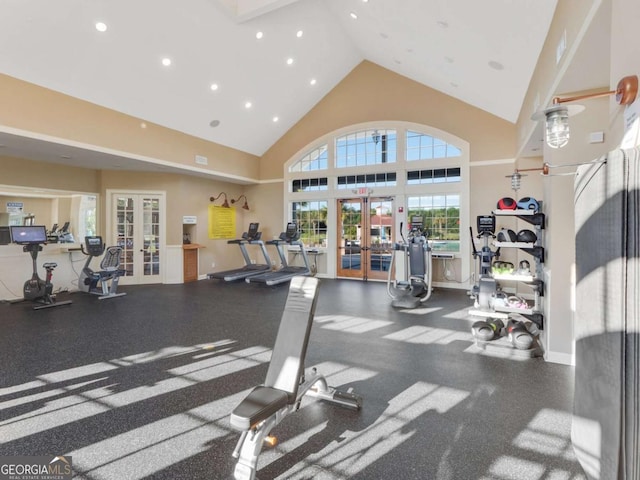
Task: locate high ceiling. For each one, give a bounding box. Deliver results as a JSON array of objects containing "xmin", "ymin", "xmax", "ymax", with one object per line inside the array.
[{"xmin": 0, "ymin": 0, "xmax": 560, "ymax": 161}]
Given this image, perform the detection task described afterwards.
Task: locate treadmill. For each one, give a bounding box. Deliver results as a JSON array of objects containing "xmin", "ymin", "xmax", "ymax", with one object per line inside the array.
[
  {"xmin": 246, "ymin": 222, "xmax": 311, "ymax": 286},
  {"xmin": 207, "ymin": 223, "xmax": 272, "ymax": 282}
]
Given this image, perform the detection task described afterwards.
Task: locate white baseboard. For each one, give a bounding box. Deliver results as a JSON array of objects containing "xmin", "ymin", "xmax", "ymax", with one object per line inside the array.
[{"xmin": 544, "ymin": 350, "xmax": 574, "ymax": 366}]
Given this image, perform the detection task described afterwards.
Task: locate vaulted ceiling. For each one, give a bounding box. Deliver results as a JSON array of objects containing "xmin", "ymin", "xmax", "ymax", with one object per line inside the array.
[{"xmin": 0, "ymin": 0, "xmax": 560, "ymax": 159}]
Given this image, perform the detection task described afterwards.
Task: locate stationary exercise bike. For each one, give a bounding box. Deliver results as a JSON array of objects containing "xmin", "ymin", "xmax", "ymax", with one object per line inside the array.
[
  {"xmin": 10, "ymin": 225, "xmax": 72, "ymax": 310},
  {"xmin": 78, "ymin": 236, "xmax": 126, "ymax": 299},
  {"xmin": 387, "ymin": 216, "xmax": 433, "ymax": 308}
]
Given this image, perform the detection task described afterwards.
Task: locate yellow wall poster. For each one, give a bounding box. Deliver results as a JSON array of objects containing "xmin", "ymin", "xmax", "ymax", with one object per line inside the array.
[{"xmin": 208, "ymin": 205, "xmax": 236, "ymax": 239}]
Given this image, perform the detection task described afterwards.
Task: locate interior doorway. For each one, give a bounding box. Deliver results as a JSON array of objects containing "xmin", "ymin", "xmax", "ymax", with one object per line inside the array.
[
  {"xmin": 336, "ymin": 197, "xmax": 394, "ymax": 281},
  {"xmin": 107, "ymin": 191, "xmax": 166, "ymax": 285}
]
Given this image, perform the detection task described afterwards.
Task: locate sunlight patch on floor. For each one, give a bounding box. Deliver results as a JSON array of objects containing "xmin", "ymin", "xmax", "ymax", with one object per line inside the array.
[
  {"xmin": 383, "ymin": 325, "xmax": 472, "ymax": 345},
  {"xmin": 315, "ymin": 315, "xmax": 393, "ymax": 333}
]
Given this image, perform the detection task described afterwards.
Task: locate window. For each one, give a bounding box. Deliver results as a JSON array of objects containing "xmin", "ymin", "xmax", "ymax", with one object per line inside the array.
[
  {"xmin": 289, "ymin": 145, "xmax": 328, "ymax": 172},
  {"xmin": 407, "ymin": 168, "xmax": 461, "ymax": 184},
  {"xmin": 408, "ymin": 194, "xmax": 460, "ymax": 252},
  {"xmin": 406, "ymin": 131, "xmax": 461, "ymax": 161},
  {"xmin": 291, "ymin": 201, "xmax": 328, "ymax": 247},
  {"xmin": 292, "ymin": 177, "xmax": 328, "ymax": 192},
  {"xmin": 336, "ymin": 129, "xmax": 396, "ymax": 167},
  {"xmin": 336, "ymin": 172, "xmax": 397, "ymax": 189}
]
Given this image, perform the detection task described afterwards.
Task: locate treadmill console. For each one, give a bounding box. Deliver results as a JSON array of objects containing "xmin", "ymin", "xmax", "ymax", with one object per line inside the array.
[
  {"xmin": 285, "ymin": 222, "xmax": 300, "ymax": 242},
  {"xmin": 247, "ymin": 222, "xmax": 260, "ymax": 240}
]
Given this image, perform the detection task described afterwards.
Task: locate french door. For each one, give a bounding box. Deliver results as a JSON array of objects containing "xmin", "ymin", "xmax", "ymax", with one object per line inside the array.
[
  {"xmin": 336, "ymin": 197, "xmax": 394, "ymax": 281},
  {"xmin": 109, "ymin": 192, "xmax": 165, "ymax": 285}
]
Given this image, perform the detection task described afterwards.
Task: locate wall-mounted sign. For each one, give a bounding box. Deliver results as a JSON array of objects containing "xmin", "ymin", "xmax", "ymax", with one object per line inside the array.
[
  {"xmin": 183, "ymin": 215, "xmax": 197, "ymax": 224},
  {"xmin": 6, "ymin": 202, "xmax": 23, "ymax": 214},
  {"xmin": 208, "ymin": 205, "xmax": 236, "ymax": 239}
]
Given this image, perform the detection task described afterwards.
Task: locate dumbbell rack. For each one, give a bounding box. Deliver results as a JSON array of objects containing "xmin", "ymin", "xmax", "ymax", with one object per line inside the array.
[
  {"xmin": 489, "ymin": 209, "xmax": 545, "ymax": 330},
  {"xmin": 468, "ymin": 208, "xmax": 546, "ymax": 358}
]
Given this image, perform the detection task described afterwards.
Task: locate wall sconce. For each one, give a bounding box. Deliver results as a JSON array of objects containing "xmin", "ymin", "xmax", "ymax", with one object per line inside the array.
[
  {"xmin": 231, "ymin": 194, "xmax": 250, "ymax": 210},
  {"xmin": 209, "ymin": 192, "xmax": 230, "ymax": 207},
  {"xmin": 532, "ymin": 75, "xmax": 638, "ymax": 149},
  {"xmin": 506, "ymin": 166, "xmax": 549, "ymax": 192}
]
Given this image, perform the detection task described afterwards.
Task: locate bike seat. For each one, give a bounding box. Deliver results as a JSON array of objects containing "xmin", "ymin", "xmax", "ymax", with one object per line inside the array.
[{"xmin": 43, "ymin": 262, "xmax": 58, "ymax": 269}]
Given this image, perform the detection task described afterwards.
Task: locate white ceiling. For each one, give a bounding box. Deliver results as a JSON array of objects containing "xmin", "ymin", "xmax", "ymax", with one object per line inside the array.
[{"xmin": 0, "ymin": 0, "xmax": 562, "ymax": 164}]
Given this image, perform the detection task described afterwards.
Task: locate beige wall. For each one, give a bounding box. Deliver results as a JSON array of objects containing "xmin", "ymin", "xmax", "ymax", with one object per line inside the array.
[
  {"xmin": 0, "ymin": 74, "xmax": 260, "ymax": 180},
  {"xmin": 0, "ymin": 156, "xmax": 100, "ymax": 192},
  {"xmin": 260, "ymin": 61, "xmax": 517, "ymax": 180},
  {"xmin": 99, "ymin": 170, "xmax": 254, "ymax": 275},
  {"xmin": 0, "ymin": 195, "xmax": 53, "ymax": 227}
]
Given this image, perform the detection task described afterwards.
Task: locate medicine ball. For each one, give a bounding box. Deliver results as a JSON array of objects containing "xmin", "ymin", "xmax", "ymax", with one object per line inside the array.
[
  {"xmin": 497, "ymin": 197, "xmax": 517, "ymax": 210},
  {"xmin": 517, "ymin": 229, "xmax": 537, "ymax": 243},
  {"xmin": 517, "ymin": 197, "xmax": 540, "ymax": 212},
  {"xmin": 518, "ymin": 260, "xmax": 531, "ymax": 274},
  {"xmin": 497, "ymin": 228, "xmax": 517, "ymax": 242}
]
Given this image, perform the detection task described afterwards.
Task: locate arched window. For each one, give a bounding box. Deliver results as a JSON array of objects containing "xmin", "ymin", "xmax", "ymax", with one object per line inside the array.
[{"xmin": 283, "ymin": 122, "xmax": 469, "ymax": 281}]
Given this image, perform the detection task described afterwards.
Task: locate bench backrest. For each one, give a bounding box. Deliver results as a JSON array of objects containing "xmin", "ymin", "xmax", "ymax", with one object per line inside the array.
[{"xmin": 264, "ymin": 276, "xmax": 319, "ymax": 401}]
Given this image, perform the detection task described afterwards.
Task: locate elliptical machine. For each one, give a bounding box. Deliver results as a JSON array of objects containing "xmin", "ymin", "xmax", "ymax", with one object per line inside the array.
[
  {"xmin": 387, "ymin": 216, "xmax": 433, "ymax": 308},
  {"xmin": 10, "ymin": 225, "xmax": 72, "ymax": 310},
  {"xmin": 78, "ymin": 236, "xmax": 126, "ymax": 299},
  {"xmin": 470, "ymin": 215, "xmax": 501, "ymax": 310}
]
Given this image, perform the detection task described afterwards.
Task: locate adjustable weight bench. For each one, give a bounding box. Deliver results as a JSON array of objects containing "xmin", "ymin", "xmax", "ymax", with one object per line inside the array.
[{"xmin": 229, "ymin": 276, "xmax": 362, "ymax": 480}]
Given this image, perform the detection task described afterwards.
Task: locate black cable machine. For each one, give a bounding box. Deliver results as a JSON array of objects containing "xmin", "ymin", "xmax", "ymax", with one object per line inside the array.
[
  {"xmin": 207, "ymin": 223, "xmax": 273, "ymax": 282},
  {"xmin": 78, "ymin": 236, "xmax": 127, "ymax": 299},
  {"xmin": 10, "ymin": 225, "xmax": 72, "ymax": 310},
  {"xmin": 245, "ymin": 222, "xmax": 311, "ymax": 286}
]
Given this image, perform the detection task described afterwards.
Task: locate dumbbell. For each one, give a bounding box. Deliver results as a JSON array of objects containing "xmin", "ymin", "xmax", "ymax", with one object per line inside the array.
[{"xmin": 472, "ymin": 319, "xmax": 505, "ymax": 341}]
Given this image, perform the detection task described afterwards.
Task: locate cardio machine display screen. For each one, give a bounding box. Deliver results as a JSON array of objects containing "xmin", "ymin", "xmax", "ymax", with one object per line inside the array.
[
  {"xmin": 10, "ymin": 225, "xmax": 48, "ymax": 244},
  {"xmin": 285, "ymin": 222, "xmax": 297, "ymax": 238},
  {"xmin": 477, "ymin": 215, "xmax": 496, "ymax": 234},
  {"xmin": 247, "ymin": 222, "xmax": 259, "ymax": 237}
]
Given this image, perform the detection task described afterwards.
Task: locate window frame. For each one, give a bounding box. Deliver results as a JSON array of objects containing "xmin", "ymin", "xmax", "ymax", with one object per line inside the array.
[{"xmin": 284, "ymin": 121, "xmax": 469, "ymax": 281}]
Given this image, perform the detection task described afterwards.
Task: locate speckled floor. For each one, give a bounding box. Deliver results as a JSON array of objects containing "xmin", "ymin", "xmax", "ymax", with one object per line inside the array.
[{"xmin": 0, "ymin": 279, "xmax": 586, "ymax": 480}]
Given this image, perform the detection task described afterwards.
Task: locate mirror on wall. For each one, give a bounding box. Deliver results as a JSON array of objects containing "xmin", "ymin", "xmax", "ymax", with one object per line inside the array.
[{"xmin": 0, "ymin": 185, "xmax": 98, "ymax": 244}]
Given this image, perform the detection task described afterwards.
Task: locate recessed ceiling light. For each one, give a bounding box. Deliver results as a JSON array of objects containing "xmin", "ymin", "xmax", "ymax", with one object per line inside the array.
[
  {"xmin": 296, "ymin": 30, "xmax": 303, "ymax": 38},
  {"xmin": 437, "ymin": 20, "xmax": 449, "ymax": 28},
  {"xmin": 380, "ymin": 32, "xmax": 389, "ymax": 39},
  {"xmin": 256, "ymin": 31, "xmax": 263, "ymax": 39},
  {"xmin": 310, "ymin": 78, "xmax": 317, "ymax": 86},
  {"xmin": 60, "ymin": 155, "xmax": 72, "ymax": 159},
  {"xmin": 95, "ymin": 22, "xmax": 107, "ymax": 32},
  {"xmin": 286, "ymin": 57, "xmax": 294, "ymax": 65},
  {"xmin": 210, "ymin": 83, "xmax": 219, "ymax": 91},
  {"xmin": 245, "ymin": 101, "xmax": 252, "ymax": 109},
  {"xmin": 362, "ymin": 0, "xmax": 369, "ymax": 2},
  {"xmin": 273, "ymin": 116, "xmax": 279, "ymax": 122},
  {"xmin": 161, "ymin": 57, "xmax": 172, "ymax": 67},
  {"xmin": 350, "ymin": 12, "xmax": 358, "ymax": 19},
  {"xmin": 450, "ymin": 82, "xmax": 459, "ymax": 88},
  {"xmin": 210, "ymin": 120, "xmax": 220, "ymax": 127},
  {"xmin": 488, "ymin": 60, "xmax": 504, "ymax": 70},
  {"xmin": 394, "ymin": 59, "xmax": 402, "ymax": 65},
  {"xmin": 445, "ymin": 56, "xmax": 454, "ymax": 63}
]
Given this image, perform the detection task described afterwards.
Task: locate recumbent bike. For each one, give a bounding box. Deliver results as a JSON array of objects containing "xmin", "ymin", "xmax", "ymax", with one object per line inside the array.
[{"xmin": 78, "ymin": 236, "xmax": 126, "ymax": 299}]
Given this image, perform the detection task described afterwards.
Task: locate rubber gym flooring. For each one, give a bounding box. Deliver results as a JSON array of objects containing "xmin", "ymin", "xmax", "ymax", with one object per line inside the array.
[{"xmin": 0, "ymin": 279, "xmax": 586, "ymax": 480}]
